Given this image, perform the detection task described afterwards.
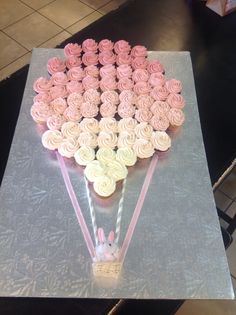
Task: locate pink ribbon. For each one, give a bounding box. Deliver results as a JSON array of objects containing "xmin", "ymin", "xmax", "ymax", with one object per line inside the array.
[
  {"xmin": 56, "ymin": 152, "xmax": 96, "ymax": 259},
  {"xmin": 119, "ymin": 154, "xmax": 158, "ymax": 262}
]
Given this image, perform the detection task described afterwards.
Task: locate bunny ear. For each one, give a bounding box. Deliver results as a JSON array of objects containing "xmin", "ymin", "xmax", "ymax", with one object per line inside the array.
[
  {"xmin": 108, "ymin": 230, "xmax": 115, "ymax": 243},
  {"xmin": 98, "ymin": 228, "xmax": 106, "ymax": 243}
]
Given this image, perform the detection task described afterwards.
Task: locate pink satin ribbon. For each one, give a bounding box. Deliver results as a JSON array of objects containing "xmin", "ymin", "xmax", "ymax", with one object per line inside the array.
[{"xmin": 57, "ymin": 151, "xmax": 158, "ymax": 263}]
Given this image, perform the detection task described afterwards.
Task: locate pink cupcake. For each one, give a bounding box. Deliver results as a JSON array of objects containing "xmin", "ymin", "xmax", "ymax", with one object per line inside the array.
[
  {"xmin": 100, "ymin": 102, "xmax": 117, "ymax": 118},
  {"xmin": 114, "ymin": 40, "xmax": 131, "ymax": 54},
  {"xmin": 100, "ymin": 64, "xmax": 116, "ymax": 77},
  {"xmin": 99, "ymin": 51, "xmax": 116, "ymax": 65},
  {"xmin": 51, "ymin": 72, "xmax": 68, "ymax": 86},
  {"xmin": 100, "ymin": 76, "xmax": 117, "ymax": 91},
  {"xmin": 116, "ymin": 53, "xmax": 131, "ymax": 66},
  {"xmin": 84, "ymin": 65, "xmax": 99, "ymax": 77},
  {"xmin": 135, "ymin": 109, "xmax": 152, "ymax": 122},
  {"xmin": 66, "ymin": 56, "xmax": 82, "ymax": 69},
  {"xmin": 147, "ymin": 60, "xmax": 164, "ymax": 74},
  {"xmin": 33, "ymin": 77, "xmax": 52, "ymax": 93},
  {"xmin": 47, "ymin": 57, "xmax": 66, "ymax": 75},
  {"xmin": 118, "ymin": 102, "xmax": 135, "ymax": 118},
  {"xmin": 66, "ymin": 81, "xmax": 84, "ymax": 94},
  {"xmin": 131, "ymin": 57, "xmax": 148, "ymax": 70},
  {"xmin": 67, "ymin": 66, "xmax": 85, "ymax": 81},
  {"xmin": 131, "ymin": 45, "xmax": 147, "ymax": 58},
  {"xmin": 82, "ymin": 52, "xmax": 98, "ymax": 66},
  {"xmin": 82, "ymin": 39, "xmax": 98, "ymax": 52},
  {"xmin": 64, "ymin": 43, "xmax": 82, "ymax": 57},
  {"xmin": 116, "ymin": 64, "xmax": 132, "ymax": 79},
  {"xmin": 98, "ymin": 39, "xmax": 114, "ymax": 52},
  {"xmin": 117, "ymin": 78, "xmax": 134, "ymax": 91},
  {"xmin": 82, "ymin": 75, "xmax": 99, "ymax": 90}
]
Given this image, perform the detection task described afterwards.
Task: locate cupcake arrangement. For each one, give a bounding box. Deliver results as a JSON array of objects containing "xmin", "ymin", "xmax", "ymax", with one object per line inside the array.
[{"xmin": 31, "ymin": 39, "xmax": 185, "ymax": 197}]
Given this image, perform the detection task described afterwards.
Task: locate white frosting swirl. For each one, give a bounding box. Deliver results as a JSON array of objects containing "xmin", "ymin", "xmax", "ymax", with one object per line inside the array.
[
  {"xmin": 134, "ymin": 122, "xmax": 153, "ymax": 139},
  {"xmin": 151, "ymin": 131, "xmax": 171, "ymax": 151},
  {"xmin": 116, "ymin": 147, "xmax": 137, "ymax": 166},
  {"xmin": 93, "ymin": 175, "xmax": 116, "ymax": 197},
  {"xmin": 99, "ymin": 117, "xmax": 118, "ymax": 133},
  {"xmin": 106, "ymin": 160, "xmax": 128, "ymax": 181},
  {"xmin": 118, "ymin": 118, "xmax": 137, "ymax": 132},
  {"xmin": 61, "ymin": 121, "xmax": 80, "ymax": 139},
  {"xmin": 133, "ymin": 139, "xmax": 155, "ymax": 159},
  {"xmin": 97, "ymin": 131, "xmax": 117, "ymax": 149},
  {"xmin": 84, "ymin": 160, "xmax": 106, "ymax": 182},
  {"xmin": 83, "ymin": 89, "xmax": 100, "ymax": 105},
  {"xmin": 67, "ymin": 92, "xmax": 83, "ymax": 108},
  {"xmin": 74, "ymin": 146, "xmax": 95, "ymax": 166},
  {"xmin": 42, "ymin": 130, "xmax": 63, "ymax": 150},
  {"xmin": 117, "ymin": 131, "xmax": 136, "ymax": 148},
  {"xmin": 78, "ymin": 131, "xmax": 97, "ymax": 148},
  {"xmin": 96, "ymin": 147, "xmax": 116, "ymax": 163},
  {"xmin": 79, "ymin": 118, "xmax": 99, "ymax": 133},
  {"xmin": 58, "ymin": 138, "xmax": 80, "ymax": 158}
]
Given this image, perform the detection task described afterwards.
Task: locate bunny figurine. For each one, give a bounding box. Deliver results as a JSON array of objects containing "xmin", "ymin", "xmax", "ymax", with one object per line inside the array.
[{"xmin": 94, "ymin": 228, "xmax": 120, "ymax": 262}]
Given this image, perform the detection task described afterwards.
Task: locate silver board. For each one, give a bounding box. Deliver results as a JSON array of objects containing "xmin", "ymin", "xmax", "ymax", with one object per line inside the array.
[{"xmin": 0, "ymin": 49, "xmax": 234, "ymax": 299}]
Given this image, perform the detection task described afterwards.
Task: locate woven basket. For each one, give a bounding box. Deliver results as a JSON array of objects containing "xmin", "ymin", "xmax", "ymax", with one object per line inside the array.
[{"xmin": 92, "ymin": 261, "xmax": 122, "ymax": 279}]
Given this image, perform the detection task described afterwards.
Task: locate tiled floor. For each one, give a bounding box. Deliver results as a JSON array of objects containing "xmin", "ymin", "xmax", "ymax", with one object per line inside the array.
[
  {"xmin": 177, "ymin": 163, "xmax": 236, "ymax": 315},
  {"xmin": 0, "ymin": 0, "xmax": 127, "ymax": 81}
]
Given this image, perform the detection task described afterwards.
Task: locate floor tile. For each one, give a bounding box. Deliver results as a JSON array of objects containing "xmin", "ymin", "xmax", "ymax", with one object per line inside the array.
[
  {"xmin": 214, "ymin": 190, "xmax": 233, "ymax": 211},
  {"xmin": 0, "ymin": 31, "xmax": 27, "ymax": 69},
  {"xmin": 39, "ymin": 0, "xmax": 94, "ymax": 29},
  {"xmin": 98, "ymin": 0, "xmax": 127, "ymax": 14},
  {"xmin": 4, "ymin": 12, "xmax": 62, "ymax": 50},
  {"xmin": 39, "ymin": 31, "xmax": 71, "ymax": 48},
  {"xmin": 0, "ymin": 0, "xmax": 33, "ymax": 30},
  {"xmin": 80, "ymin": 0, "xmax": 111, "ymax": 9},
  {"xmin": 226, "ymin": 230, "xmax": 236, "ymax": 277},
  {"xmin": 20, "ymin": 0, "xmax": 55, "ymax": 10},
  {"xmin": 176, "ymin": 298, "xmax": 236, "ymax": 315},
  {"xmin": 226, "ymin": 202, "xmax": 236, "ymax": 219},
  {"xmin": 0, "ymin": 52, "xmax": 31, "ymax": 81},
  {"xmin": 219, "ymin": 172, "xmax": 236, "ymax": 199},
  {"xmin": 67, "ymin": 11, "xmax": 102, "ymax": 34}
]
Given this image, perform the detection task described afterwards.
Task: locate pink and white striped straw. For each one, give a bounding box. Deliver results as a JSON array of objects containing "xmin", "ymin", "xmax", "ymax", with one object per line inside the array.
[
  {"xmin": 119, "ymin": 154, "xmax": 158, "ymax": 263},
  {"xmin": 56, "ymin": 152, "xmax": 96, "ymax": 259}
]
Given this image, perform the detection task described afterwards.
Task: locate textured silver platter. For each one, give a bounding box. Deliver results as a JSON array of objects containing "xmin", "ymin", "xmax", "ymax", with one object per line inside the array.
[{"xmin": 0, "ymin": 49, "xmax": 234, "ymax": 299}]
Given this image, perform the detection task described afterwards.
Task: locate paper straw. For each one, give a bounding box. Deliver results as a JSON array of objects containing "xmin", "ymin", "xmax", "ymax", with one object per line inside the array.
[
  {"xmin": 119, "ymin": 154, "xmax": 158, "ymax": 262},
  {"xmin": 85, "ymin": 178, "xmax": 98, "ymax": 246},
  {"xmin": 56, "ymin": 152, "xmax": 95, "ymax": 259},
  {"xmin": 115, "ymin": 178, "xmax": 126, "ymax": 244}
]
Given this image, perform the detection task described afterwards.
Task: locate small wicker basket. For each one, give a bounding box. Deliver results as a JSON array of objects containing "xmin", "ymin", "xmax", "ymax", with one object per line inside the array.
[{"xmin": 92, "ymin": 261, "xmax": 122, "ymax": 279}]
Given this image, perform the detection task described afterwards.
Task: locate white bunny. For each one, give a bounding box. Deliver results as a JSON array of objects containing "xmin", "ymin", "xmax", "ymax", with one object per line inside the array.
[{"xmin": 95, "ymin": 228, "xmax": 120, "ymax": 262}]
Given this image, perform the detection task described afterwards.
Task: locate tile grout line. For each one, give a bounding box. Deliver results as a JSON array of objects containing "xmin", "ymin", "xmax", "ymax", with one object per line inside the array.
[
  {"xmin": 1, "ymin": 29, "xmax": 31, "ymax": 53},
  {"xmin": 79, "ymin": 0, "xmax": 113, "ymax": 11},
  {"xmin": 18, "ymin": 0, "xmax": 57, "ymax": 11},
  {"xmin": 1, "ymin": 11, "xmax": 36, "ymax": 32},
  {"xmin": 0, "ymin": 51, "xmax": 31, "ymax": 75},
  {"xmin": 36, "ymin": 30, "xmax": 71, "ymax": 48},
  {"xmin": 65, "ymin": 10, "xmax": 103, "ymax": 33}
]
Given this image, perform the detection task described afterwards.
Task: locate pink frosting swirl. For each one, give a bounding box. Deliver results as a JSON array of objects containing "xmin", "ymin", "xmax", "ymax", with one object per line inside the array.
[
  {"xmin": 150, "ymin": 101, "xmax": 170, "ymax": 115},
  {"xmin": 101, "ymin": 91, "xmax": 119, "ymax": 105},
  {"xmin": 67, "ymin": 92, "xmax": 83, "ymax": 108},
  {"xmin": 51, "ymin": 97, "xmax": 67, "ymax": 114},
  {"xmin": 148, "ymin": 72, "xmax": 165, "ymax": 87},
  {"xmin": 165, "ymin": 79, "xmax": 182, "ymax": 94},
  {"xmin": 150, "ymin": 114, "xmax": 170, "ymax": 131},
  {"xmin": 82, "ymin": 52, "xmax": 98, "ymax": 66},
  {"xmin": 167, "ymin": 108, "xmax": 185, "ymax": 126},
  {"xmin": 131, "ymin": 45, "xmax": 148, "ymax": 57},
  {"xmin": 33, "ymin": 92, "xmax": 52, "ymax": 103},
  {"xmin": 66, "ymin": 81, "xmax": 84, "ymax": 94},
  {"xmin": 84, "ymin": 65, "xmax": 99, "ymax": 77},
  {"xmin": 83, "ymin": 89, "xmax": 101, "ymax": 105},
  {"xmin": 98, "ymin": 39, "xmax": 114, "ymax": 52},
  {"xmin": 100, "ymin": 102, "xmax": 117, "ymax": 117},
  {"xmin": 131, "ymin": 57, "xmax": 148, "ymax": 70},
  {"xmin": 64, "ymin": 43, "xmax": 82, "ymax": 57},
  {"xmin": 132, "ymin": 69, "xmax": 149, "ymax": 82},
  {"xmin": 63, "ymin": 107, "xmax": 82, "ymax": 122},
  {"xmin": 150, "ymin": 86, "xmax": 169, "ymax": 101},
  {"xmin": 119, "ymin": 90, "xmax": 136, "ymax": 104},
  {"xmin": 51, "ymin": 72, "xmax": 68, "ymax": 86},
  {"xmin": 50, "ymin": 85, "xmax": 67, "ymax": 100},
  {"xmin": 133, "ymin": 81, "xmax": 151, "ymax": 95},
  {"xmin": 116, "ymin": 53, "xmax": 131, "ymax": 66},
  {"xmin": 135, "ymin": 109, "xmax": 152, "ymax": 122},
  {"xmin": 82, "ymin": 75, "xmax": 99, "ymax": 90},
  {"xmin": 116, "ymin": 64, "xmax": 132, "ymax": 79},
  {"xmin": 47, "ymin": 57, "xmax": 66, "ymax": 75},
  {"xmin": 82, "ymin": 39, "xmax": 98, "ymax": 52},
  {"xmin": 100, "ymin": 76, "xmax": 117, "ymax": 91},
  {"xmin": 65, "ymin": 56, "xmax": 82, "ymax": 69},
  {"xmin": 67, "ymin": 66, "xmax": 85, "ymax": 81},
  {"xmin": 47, "ymin": 114, "xmax": 65, "ymax": 130},
  {"xmin": 118, "ymin": 102, "xmax": 135, "ymax": 118},
  {"xmin": 99, "ymin": 51, "xmax": 116, "ymax": 65},
  {"xmin": 100, "ymin": 64, "xmax": 116, "ymax": 77},
  {"xmin": 33, "ymin": 77, "xmax": 52, "ymax": 93},
  {"xmin": 114, "ymin": 40, "xmax": 131, "ymax": 54},
  {"xmin": 80, "ymin": 102, "xmax": 99, "ymax": 118},
  {"xmin": 167, "ymin": 93, "xmax": 185, "ymax": 109},
  {"xmin": 136, "ymin": 95, "xmax": 154, "ymax": 109},
  {"xmin": 117, "ymin": 78, "xmax": 134, "ymax": 91},
  {"xmin": 147, "ymin": 60, "xmax": 164, "ymax": 74},
  {"xmin": 31, "ymin": 102, "xmax": 53, "ymax": 123}
]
